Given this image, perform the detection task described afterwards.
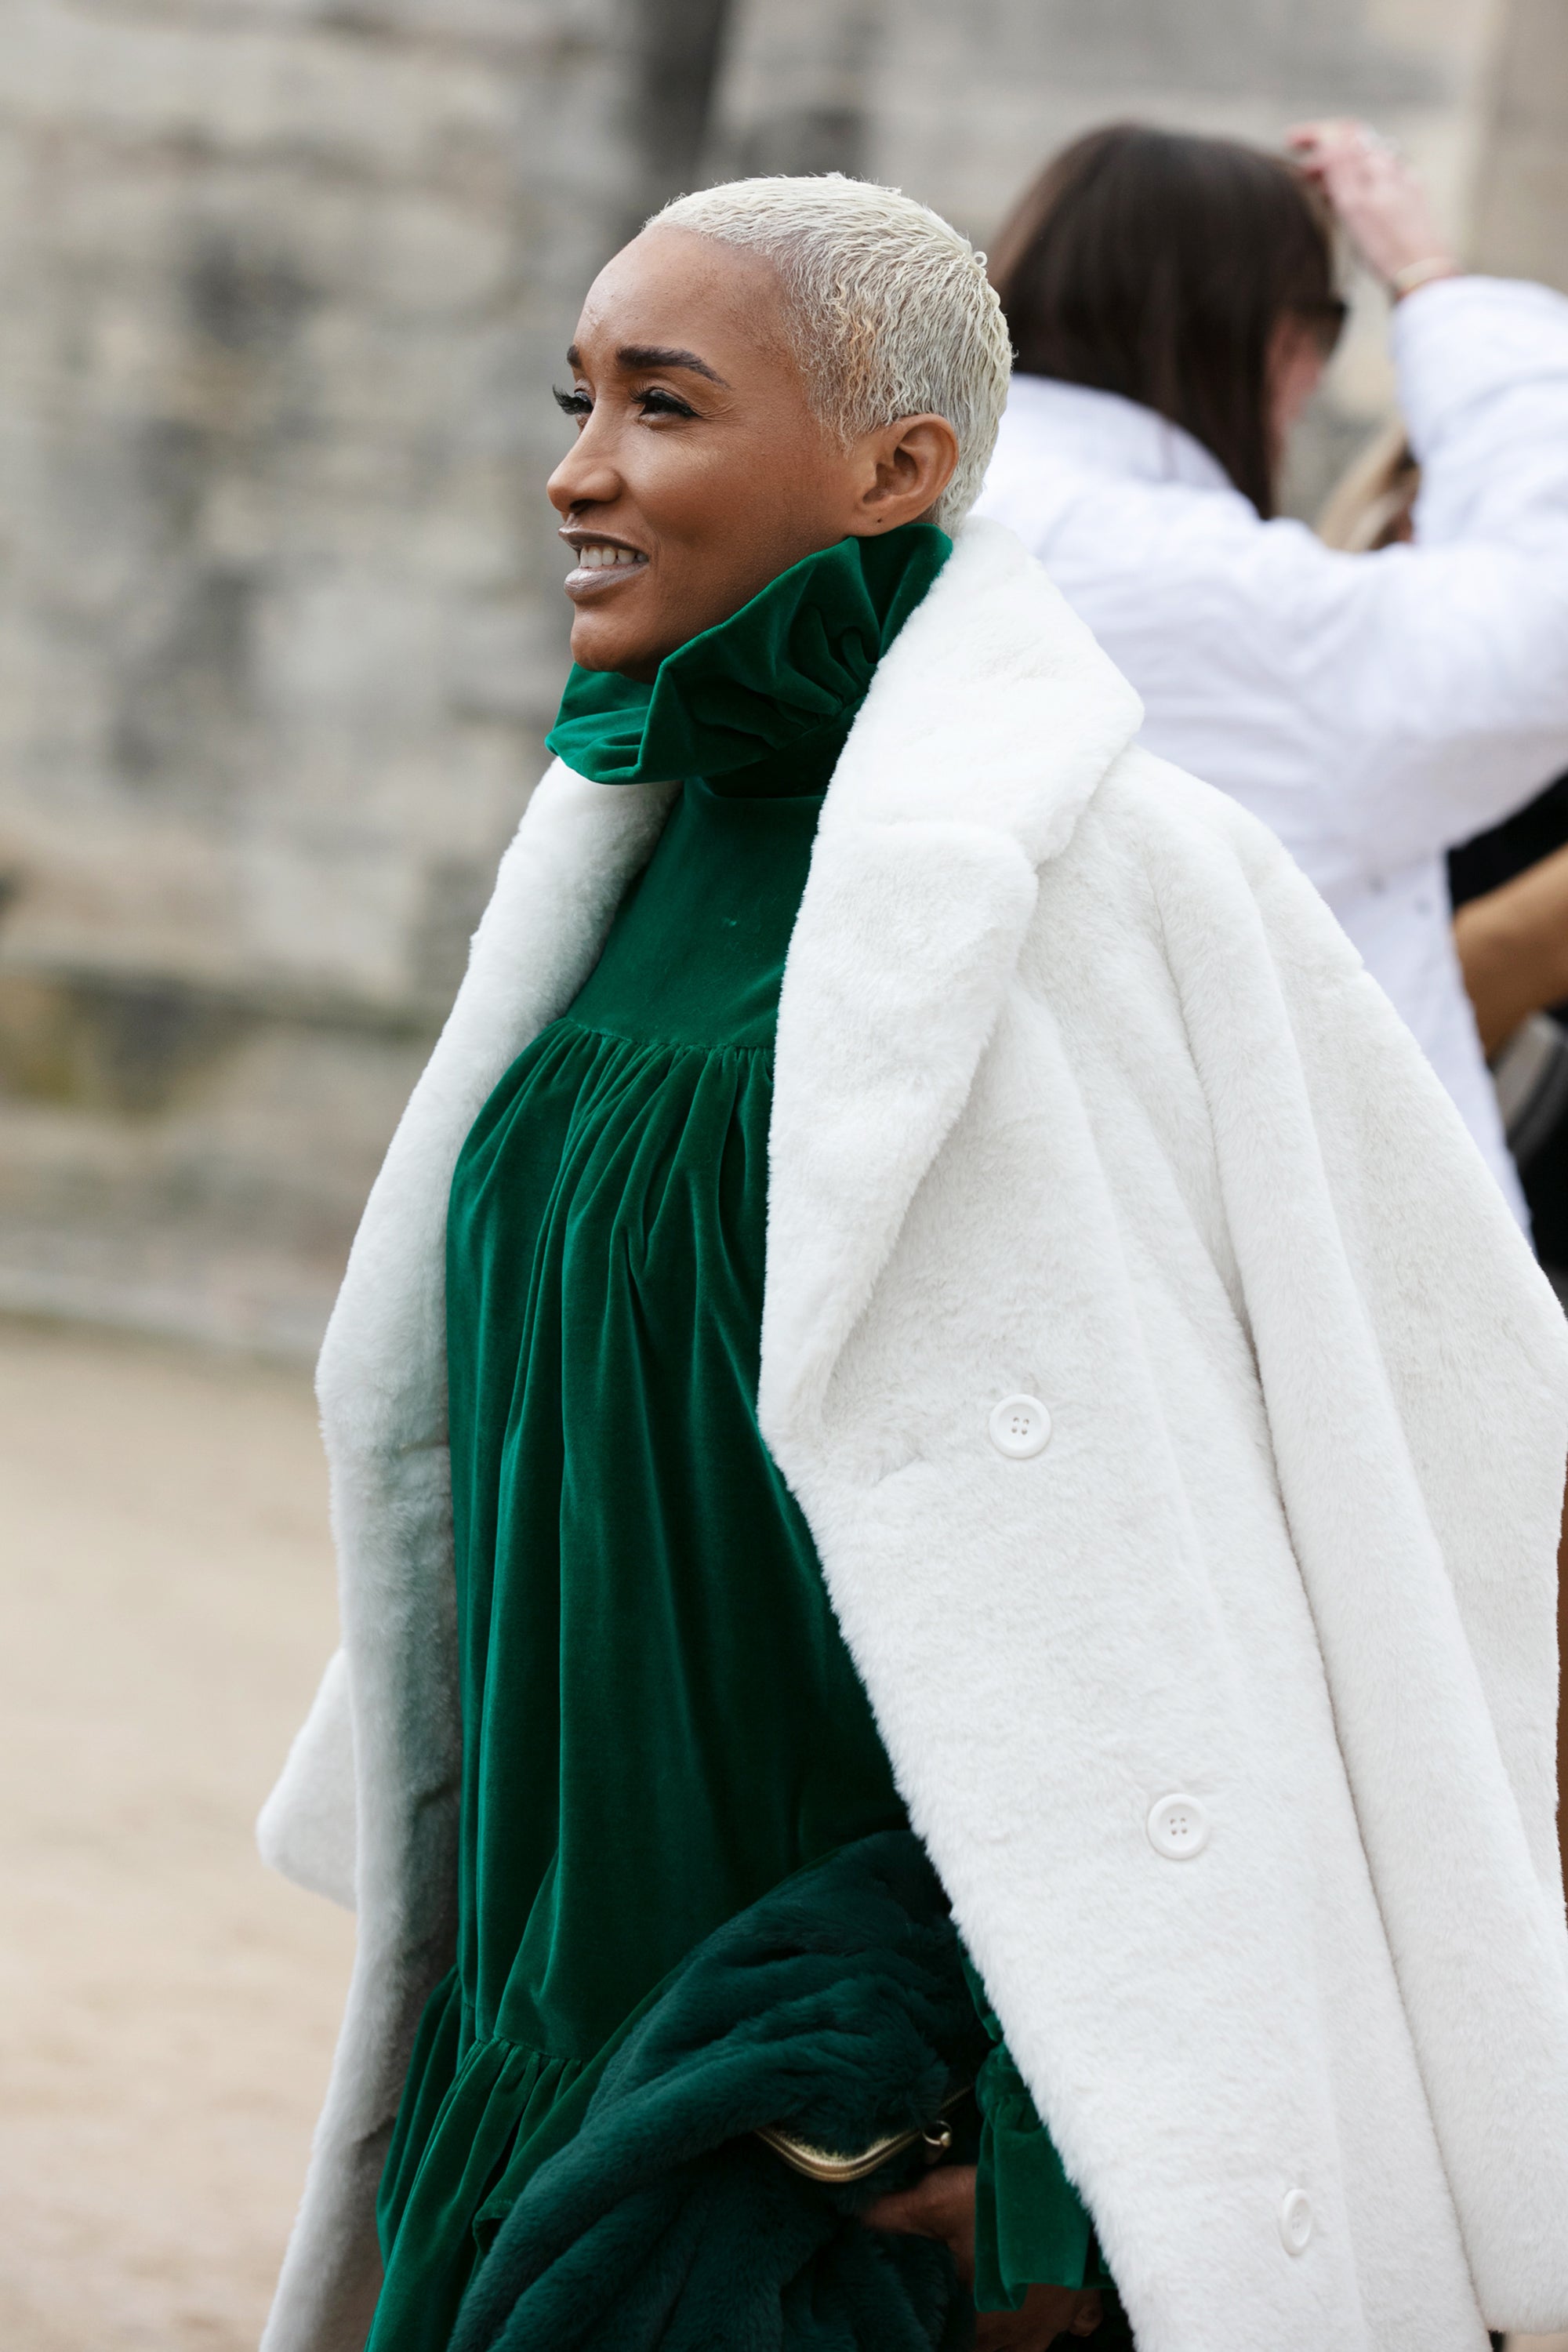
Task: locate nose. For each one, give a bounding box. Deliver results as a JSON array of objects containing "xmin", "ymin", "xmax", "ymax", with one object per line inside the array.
[{"xmin": 547, "ymin": 412, "xmax": 622, "ymax": 517}]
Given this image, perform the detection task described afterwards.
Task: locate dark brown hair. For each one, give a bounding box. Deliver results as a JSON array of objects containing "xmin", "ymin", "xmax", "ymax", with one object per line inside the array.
[{"xmin": 989, "ymin": 125, "xmax": 1341, "ymax": 517}]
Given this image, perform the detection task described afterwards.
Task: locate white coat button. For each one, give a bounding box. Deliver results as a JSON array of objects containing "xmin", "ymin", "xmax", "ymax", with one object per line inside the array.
[
  {"xmin": 989, "ymin": 1394, "xmax": 1051, "ymax": 1459},
  {"xmin": 1279, "ymin": 2190, "xmax": 1313, "ymax": 2254},
  {"xmin": 1146, "ymin": 1793, "xmax": 1210, "ymax": 1860}
]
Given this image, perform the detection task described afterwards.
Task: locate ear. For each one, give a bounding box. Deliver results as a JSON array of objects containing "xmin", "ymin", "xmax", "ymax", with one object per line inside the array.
[{"xmin": 848, "ymin": 412, "xmax": 961, "ymax": 533}]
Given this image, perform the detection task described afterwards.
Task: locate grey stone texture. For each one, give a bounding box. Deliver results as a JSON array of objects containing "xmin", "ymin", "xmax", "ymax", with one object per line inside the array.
[
  {"xmin": 0, "ymin": 0, "xmax": 1558, "ymax": 1351},
  {"xmin": 0, "ymin": 0, "xmax": 641, "ymax": 1347},
  {"xmin": 1472, "ymin": 0, "xmax": 1568, "ymax": 288}
]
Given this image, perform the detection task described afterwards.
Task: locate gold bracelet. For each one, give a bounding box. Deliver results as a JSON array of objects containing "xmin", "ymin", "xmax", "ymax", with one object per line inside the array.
[{"xmin": 1388, "ymin": 256, "xmax": 1459, "ymax": 298}]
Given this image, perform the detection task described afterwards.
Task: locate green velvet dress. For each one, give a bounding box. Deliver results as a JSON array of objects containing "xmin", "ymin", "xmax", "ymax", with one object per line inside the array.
[{"xmin": 368, "ymin": 530, "xmax": 1105, "ymax": 2352}]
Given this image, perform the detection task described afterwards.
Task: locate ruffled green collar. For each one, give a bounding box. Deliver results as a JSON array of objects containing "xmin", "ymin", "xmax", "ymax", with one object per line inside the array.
[{"xmin": 546, "ymin": 524, "xmax": 950, "ymax": 797}]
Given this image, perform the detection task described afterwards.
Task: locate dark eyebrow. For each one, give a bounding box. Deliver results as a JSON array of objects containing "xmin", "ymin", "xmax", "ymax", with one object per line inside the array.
[
  {"xmin": 617, "ymin": 343, "xmax": 728, "ymax": 384},
  {"xmin": 564, "ymin": 341, "xmax": 728, "ymax": 388}
]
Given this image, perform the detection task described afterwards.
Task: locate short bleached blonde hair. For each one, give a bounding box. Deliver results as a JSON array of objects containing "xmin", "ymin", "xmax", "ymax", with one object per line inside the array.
[{"xmin": 649, "ymin": 175, "xmax": 1012, "ymax": 533}]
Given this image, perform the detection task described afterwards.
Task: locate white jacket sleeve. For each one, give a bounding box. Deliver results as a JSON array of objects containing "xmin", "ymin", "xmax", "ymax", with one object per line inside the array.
[
  {"xmin": 1319, "ymin": 276, "xmax": 1568, "ymax": 876},
  {"xmin": 1000, "ymin": 278, "xmax": 1568, "ymax": 904},
  {"xmin": 1399, "ymin": 274, "xmax": 1568, "ymax": 550},
  {"xmin": 1206, "ymin": 278, "xmax": 1568, "ymax": 892}
]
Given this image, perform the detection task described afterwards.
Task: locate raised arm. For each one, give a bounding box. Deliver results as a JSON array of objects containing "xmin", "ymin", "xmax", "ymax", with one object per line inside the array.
[{"xmin": 1272, "ymin": 122, "xmax": 1568, "ymax": 878}]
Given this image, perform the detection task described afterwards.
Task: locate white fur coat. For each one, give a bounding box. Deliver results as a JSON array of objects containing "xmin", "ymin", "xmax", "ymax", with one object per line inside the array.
[{"xmin": 258, "ymin": 520, "xmax": 1568, "ymax": 2352}]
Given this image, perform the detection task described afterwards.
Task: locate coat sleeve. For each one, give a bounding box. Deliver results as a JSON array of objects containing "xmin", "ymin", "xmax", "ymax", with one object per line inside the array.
[
  {"xmin": 1159, "ymin": 771, "xmax": 1568, "ymax": 1904},
  {"xmin": 1007, "ymin": 278, "xmax": 1568, "ymax": 902},
  {"xmin": 1307, "ymin": 272, "xmax": 1568, "ymax": 873},
  {"xmin": 1144, "ymin": 764, "xmax": 1568, "ymax": 2316},
  {"xmin": 1398, "ymin": 274, "xmax": 1568, "ymax": 551},
  {"xmin": 1207, "ymin": 286, "xmax": 1568, "ymax": 887}
]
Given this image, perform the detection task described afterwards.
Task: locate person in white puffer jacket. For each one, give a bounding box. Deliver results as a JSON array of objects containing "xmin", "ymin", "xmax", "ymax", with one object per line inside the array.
[{"xmin": 976, "ymin": 118, "xmax": 1568, "ymax": 1218}]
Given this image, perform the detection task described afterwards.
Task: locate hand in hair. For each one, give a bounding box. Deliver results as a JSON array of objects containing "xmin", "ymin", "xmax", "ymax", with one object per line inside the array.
[
  {"xmin": 864, "ymin": 2164, "xmax": 1105, "ymax": 2346},
  {"xmin": 1287, "ymin": 119, "xmax": 1458, "ymax": 295}
]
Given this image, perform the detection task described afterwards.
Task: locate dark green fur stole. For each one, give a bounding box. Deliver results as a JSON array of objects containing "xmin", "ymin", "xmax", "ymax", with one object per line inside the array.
[{"xmin": 447, "ymin": 1830, "xmax": 985, "ymax": 2352}]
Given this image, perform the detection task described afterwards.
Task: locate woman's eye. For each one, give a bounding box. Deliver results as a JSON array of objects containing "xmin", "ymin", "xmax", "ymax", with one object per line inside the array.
[
  {"xmin": 636, "ymin": 388, "xmax": 696, "ymax": 419},
  {"xmin": 553, "ymin": 386, "xmax": 592, "ymax": 419}
]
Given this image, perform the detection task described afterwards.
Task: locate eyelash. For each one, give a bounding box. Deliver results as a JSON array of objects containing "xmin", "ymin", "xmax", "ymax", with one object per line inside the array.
[{"xmin": 552, "ymin": 387, "xmax": 697, "ymax": 421}]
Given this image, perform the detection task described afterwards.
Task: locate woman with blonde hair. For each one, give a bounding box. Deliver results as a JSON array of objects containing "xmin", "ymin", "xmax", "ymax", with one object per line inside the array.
[{"xmin": 260, "ymin": 173, "xmax": 1568, "ymax": 2352}]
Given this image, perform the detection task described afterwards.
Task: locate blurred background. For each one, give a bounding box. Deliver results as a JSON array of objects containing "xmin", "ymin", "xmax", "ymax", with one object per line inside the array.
[{"xmin": 1, "ymin": 2, "xmax": 1566, "ymax": 2347}]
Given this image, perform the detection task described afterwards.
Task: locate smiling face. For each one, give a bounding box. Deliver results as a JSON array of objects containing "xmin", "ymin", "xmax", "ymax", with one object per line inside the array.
[{"xmin": 547, "ymin": 227, "xmax": 959, "ymax": 680}]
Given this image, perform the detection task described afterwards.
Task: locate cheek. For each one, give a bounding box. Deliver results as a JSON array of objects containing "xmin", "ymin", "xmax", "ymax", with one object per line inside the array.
[{"xmin": 635, "ymin": 430, "xmax": 798, "ymax": 553}]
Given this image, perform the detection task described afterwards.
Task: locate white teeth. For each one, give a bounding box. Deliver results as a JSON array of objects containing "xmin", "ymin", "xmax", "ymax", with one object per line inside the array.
[{"xmin": 575, "ymin": 544, "xmax": 641, "ymax": 571}]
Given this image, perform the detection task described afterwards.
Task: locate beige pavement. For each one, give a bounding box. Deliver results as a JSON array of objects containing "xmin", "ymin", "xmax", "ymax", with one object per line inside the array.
[{"xmin": 0, "ymin": 1316, "xmax": 354, "ymax": 2351}]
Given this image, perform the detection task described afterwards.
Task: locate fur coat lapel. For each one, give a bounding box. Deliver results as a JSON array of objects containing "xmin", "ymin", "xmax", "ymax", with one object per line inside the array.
[{"xmin": 761, "ymin": 521, "xmax": 1141, "ymax": 1423}]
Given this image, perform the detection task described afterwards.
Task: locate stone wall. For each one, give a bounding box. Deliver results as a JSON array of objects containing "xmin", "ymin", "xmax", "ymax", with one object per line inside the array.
[
  {"xmin": 1472, "ymin": 0, "xmax": 1568, "ymax": 288},
  {"xmin": 0, "ymin": 0, "xmax": 1552, "ymax": 1352},
  {"xmin": 0, "ymin": 0, "xmax": 647, "ymax": 1348}
]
